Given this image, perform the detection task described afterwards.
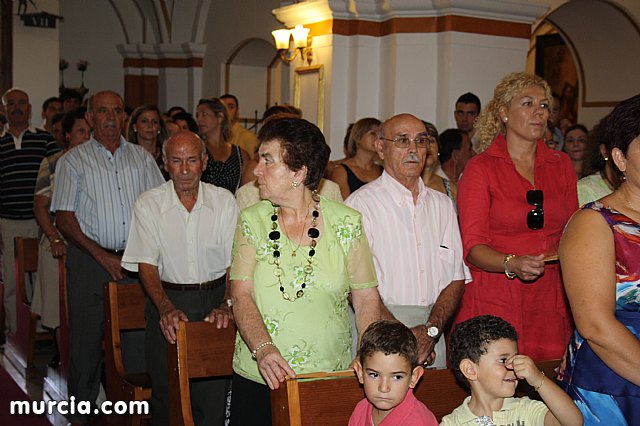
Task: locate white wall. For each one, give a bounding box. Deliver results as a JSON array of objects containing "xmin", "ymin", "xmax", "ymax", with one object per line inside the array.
[
  {"xmin": 52, "ymin": 0, "xmax": 640, "ymax": 138},
  {"xmin": 202, "ymin": 0, "xmax": 283, "ymax": 100},
  {"xmin": 324, "ymin": 30, "xmax": 531, "ymax": 159},
  {"xmin": 12, "ymin": 0, "xmax": 60, "ymax": 124},
  {"xmin": 437, "ymin": 32, "xmax": 530, "ymax": 132},
  {"xmin": 226, "ymin": 64, "xmax": 269, "ymax": 121},
  {"xmin": 59, "ymin": 0, "xmax": 126, "ymax": 98}
]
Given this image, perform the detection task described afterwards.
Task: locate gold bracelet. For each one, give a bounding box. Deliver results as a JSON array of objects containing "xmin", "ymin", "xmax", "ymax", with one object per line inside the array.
[
  {"xmin": 48, "ymin": 234, "xmax": 63, "ymax": 243},
  {"xmin": 504, "ymin": 254, "xmax": 516, "ymax": 280},
  {"xmin": 534, "ymin": 371, "xmax": 545, "ymax": 391}
]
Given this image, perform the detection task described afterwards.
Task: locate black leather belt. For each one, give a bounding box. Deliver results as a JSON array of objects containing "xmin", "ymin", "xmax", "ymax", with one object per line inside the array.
[
  {"xmin": 102, "ymin": 247, "xmax": 126, "ymax": 256},
  {"xmin": 161, "ymin": 275, "xmax": 226, "ymax": 291}
]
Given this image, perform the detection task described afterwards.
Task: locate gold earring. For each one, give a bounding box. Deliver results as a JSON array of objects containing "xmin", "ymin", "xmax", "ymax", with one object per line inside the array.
[
  {"xmin": 292, "ymin": 181, "xmax": 299, "ymax": 188},
  {"xmin": 603, "ymin": 156, "xmax": 609, "ymax": 161}
]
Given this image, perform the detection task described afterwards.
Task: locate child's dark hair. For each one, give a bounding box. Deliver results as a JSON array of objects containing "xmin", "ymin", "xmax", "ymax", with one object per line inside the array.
[
  {"xmin": 358, "ymin": 320, "xmax": 419, "ymax": 367},
  {"xmin": 449, "ymin": 315, "xmax": 518, "ymax": 387}
]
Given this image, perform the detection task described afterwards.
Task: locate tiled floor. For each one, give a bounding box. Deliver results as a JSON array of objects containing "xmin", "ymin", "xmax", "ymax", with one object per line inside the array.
[{"xmin": 1, "ymin": 342, "xmax": 69, "ymax": 426}]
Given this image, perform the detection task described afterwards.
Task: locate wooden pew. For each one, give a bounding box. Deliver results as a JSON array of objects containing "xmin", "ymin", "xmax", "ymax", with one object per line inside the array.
[
  {"xmin": 43, "ymin": 256, "xmax": 70, "ymax": 401},
  {"xmin": 167, "ymin": 320, "xmax": 237, "ymax": 426},
  {"xmin": 271, "ymin": 359, "xmax": 561, "ymax": 425},
  {"xmin": 103, "ymin": 281, "xmax": 151, "ymax": 426},
  {"xmin": 6, "ymin": 237, "xmax": 54, "ymax": 371}
]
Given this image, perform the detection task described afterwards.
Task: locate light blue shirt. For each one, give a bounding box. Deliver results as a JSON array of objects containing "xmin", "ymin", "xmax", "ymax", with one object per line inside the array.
[{"xmin": 51, "ymin": 136, "xmax": 164, "ymax": 249}]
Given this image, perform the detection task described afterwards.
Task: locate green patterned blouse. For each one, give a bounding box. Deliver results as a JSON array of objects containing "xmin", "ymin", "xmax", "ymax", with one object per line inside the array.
[{"xmin": 230, "ymin": 196, "xmax": 378, "ymax": 384}]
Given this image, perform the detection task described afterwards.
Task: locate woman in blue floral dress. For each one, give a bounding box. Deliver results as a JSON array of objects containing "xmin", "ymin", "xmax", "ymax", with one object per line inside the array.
[{"xmin": 558, "ymin": 94, "xmax": 640, "ymax": 425}]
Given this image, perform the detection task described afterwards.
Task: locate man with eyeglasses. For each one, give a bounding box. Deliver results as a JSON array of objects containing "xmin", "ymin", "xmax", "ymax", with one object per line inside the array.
[
  {"xmin": 346, "ymin": 113, "xmax": 470, "ymax": 369},
  {"xmin": 0, "ymin": 88, "xmax": 58, "ymax": 338}
]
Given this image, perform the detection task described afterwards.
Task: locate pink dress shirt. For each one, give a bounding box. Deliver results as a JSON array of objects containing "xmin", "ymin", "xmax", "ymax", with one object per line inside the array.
[{"xmin": 346, "ymin": 171, "xmax": 469, "ymax": 307}]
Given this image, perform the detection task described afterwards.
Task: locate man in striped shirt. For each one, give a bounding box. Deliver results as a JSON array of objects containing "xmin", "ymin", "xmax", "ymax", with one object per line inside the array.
[
  {"xmin": 51, "ymin": 90, "xmax": 164, "ymax": 424},
  {"xmin": 0, "ymin": 88, "xmax": 58, "ymax": 336}
]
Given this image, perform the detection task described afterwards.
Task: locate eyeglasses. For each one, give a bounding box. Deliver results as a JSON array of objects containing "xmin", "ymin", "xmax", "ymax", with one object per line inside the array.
[
  {"xmin": 379, "ymin": 135, "xmax": 435, "ymax": 149},
  {"xmin": 526, "ymin": 189, "xmax": 544, "ymax": 230}
]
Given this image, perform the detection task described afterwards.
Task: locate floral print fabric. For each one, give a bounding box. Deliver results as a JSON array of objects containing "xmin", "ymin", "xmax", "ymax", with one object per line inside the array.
[
  {"xmin": 230, "ymin": 197, "xmax": 378, "ymax": 384},
  {"xmin": 559, "ymin": 202, "xmax": 640, "ymax": 425}
]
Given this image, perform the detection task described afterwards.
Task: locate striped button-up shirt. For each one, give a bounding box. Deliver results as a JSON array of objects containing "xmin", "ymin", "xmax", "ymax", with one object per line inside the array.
[{"xmin": 51, "ymin": 136, "xmax": 164, "ymax": 250}]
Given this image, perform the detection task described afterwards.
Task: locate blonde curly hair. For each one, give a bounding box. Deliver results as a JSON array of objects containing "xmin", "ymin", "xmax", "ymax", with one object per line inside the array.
[{"xmin": 475, "ymin": 72, "xmax": 552, "ymax": 153}]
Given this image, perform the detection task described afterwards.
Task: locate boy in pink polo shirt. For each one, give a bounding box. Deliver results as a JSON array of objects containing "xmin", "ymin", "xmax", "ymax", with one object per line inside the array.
[{"xmin": 350, "ymin": 320, "xmax": 438, "ymax": 426}]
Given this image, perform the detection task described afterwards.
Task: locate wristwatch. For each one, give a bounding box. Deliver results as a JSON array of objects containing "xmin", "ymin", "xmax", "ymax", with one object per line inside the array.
[{"xmin": 425, "ymin": 322, "xmax": 439, "ymax": 338}]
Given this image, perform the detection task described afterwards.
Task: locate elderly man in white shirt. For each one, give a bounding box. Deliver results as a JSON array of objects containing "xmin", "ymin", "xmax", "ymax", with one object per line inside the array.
[
  {"xmin": 122, "ymin": 131, "xmax": 239, "ymax": 426},
  {"xmin": 346, "ymin": 113, "xmax": 470, "ymax": 368}
]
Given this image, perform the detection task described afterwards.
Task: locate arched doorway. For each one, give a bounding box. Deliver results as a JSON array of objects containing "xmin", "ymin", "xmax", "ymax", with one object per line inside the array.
[
  {"xmin": 224, "ymin": 37, "xmax": 287, "ymax": 130},
  {"xmin": 529, "ymin": 0, "xmax": 640, "ymax": 126}
]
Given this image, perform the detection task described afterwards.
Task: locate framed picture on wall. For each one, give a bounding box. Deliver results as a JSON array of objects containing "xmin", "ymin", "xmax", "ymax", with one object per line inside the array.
[
  {"xmin": 293, "ymin": 65, "xmax": 324, "ymax": 132},
  {"xmin": 535, "ymin": 33, "xmax": 579, "ymax": 124}
]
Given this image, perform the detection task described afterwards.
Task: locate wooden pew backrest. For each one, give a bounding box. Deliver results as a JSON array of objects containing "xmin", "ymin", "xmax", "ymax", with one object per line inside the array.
[
  {"xmin": 167, "ymin": 320, "xmax": 237, "ymax": 426},
  {"xmin": 103, "ymin": 281, "xmax": 151, "ymax": 426},
  {"xmin": 271, "ymin": 359, "xmax": 561, "ymax": 426},
  {"xmin": 7, "ymin": 236, "xmax": 53, "ymax": 370}
]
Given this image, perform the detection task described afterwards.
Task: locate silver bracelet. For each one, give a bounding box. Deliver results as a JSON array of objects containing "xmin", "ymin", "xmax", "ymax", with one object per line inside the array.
[{"xmin": 251, "ymin": 341, "xmax": 275, "ymax": 360}]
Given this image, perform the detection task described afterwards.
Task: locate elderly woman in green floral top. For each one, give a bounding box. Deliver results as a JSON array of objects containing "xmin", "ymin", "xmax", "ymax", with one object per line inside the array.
[{"xmin": 229, "ymin": 116, "xmax": 381, "ymax": 425}]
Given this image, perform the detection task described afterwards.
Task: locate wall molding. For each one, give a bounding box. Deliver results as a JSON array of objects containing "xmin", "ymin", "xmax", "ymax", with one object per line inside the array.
[
  {"xmin": 123, "ymin": 57, "xmax": 204, "ymax": 69},
  {"xmin": 307, "ymin": 15, "xmax": 532, "ymax": 39}
]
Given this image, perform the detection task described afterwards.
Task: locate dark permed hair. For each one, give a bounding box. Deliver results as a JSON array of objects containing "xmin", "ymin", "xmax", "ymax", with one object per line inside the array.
[
  {"xmin": 602, "ymin": 94, "xmax": 640, "ymax": 161},
  {"xmin": 172, "ymin": 112, "xmax": 199, "ymax": 133},
  {"xmin": 449, "ymin": 315, "xmax": 518, "ymax": 388},
  {"xmin": 439, "ymin": 128, "xmax": 464, "ymax": 164},
  {"xmin": 358, "ymin": 320, "xmax": 419, "ymax": 367},
  {"xmin": 257, "ymin": 116, "xmax": 330, "ymax": 191},
  {"xmin": 61, "ymin": 107, "xmax": 87, "ymax": 135}
]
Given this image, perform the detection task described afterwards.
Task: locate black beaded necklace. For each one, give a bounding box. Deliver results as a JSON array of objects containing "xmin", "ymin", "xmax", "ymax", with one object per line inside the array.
[{"xmin": 269, "ymin": 191, "xmax": 321, "ymax": 301}]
